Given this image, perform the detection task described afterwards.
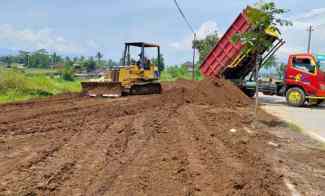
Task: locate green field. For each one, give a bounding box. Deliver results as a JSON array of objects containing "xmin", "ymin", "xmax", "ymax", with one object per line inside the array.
[
  {"xmin": 160, "ymin": 65, "xmax": 202, "ymax": 81},
  {"xmin": 0, "ymin": 65, "xmax": 201, "ymax": 103},
  {"xmin": 0, "ymin": 68, "xmax": 81, "ymax": 103}
]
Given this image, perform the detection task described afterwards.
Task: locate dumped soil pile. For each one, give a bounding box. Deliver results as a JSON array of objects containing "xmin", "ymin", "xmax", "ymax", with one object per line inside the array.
[
  {"xmin": 162, "ymin": 78, "xmax": 250, "ymax": 107},
  {"xmin": 187, "ymin": 78, "xmax": 250, "ymax": 106},
  {"xmin": 1, "ymin": 78, "xmax": 323, "ymax": 195}
]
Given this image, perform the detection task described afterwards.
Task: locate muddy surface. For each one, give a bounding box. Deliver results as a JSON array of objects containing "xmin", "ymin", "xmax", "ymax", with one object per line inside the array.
[{"xmin": 0, "ymin": 79, "xmax": 324, "ymax": 196}]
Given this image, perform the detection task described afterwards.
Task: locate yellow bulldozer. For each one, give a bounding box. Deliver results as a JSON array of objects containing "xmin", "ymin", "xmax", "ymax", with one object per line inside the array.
[{"xmin": 81, "ymin": 42, "xmax": 162, "ymax": 97}]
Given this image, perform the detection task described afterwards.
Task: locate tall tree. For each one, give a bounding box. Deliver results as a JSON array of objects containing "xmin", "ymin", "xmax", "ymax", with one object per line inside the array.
[
  {"xmin": 18, "ymin": 50, "xmax": 30, "ymax": 66},
  {"xmin": 73, "ymin": 57, "xmax": 79, "ymax": 63},
  {"xmin": 64, "ymin": 56, "xmax": 73, "ymax": 68},
  {"xmin": 29, "ymin": 49, "xmax": 50, "ymax": 68},
  {"xmin": 96, "ymin": 52, "xmax": 103, "ymax": 65},
  {"xmin": 4, "ymin": 56, "xmax": 13, "ymax": 67},
  {"xmin": 193, "ymin": 32, "xmax": 219, "ymax": 64},
  {"xmin": 84, "ymin": 57, "xmax": 97, "ymax": 72},
  {"xmin": 52, "ymin": 52, "xmax": 57, "ymax": 65},
  {"xmin": 79, "ymin": 56, "xmax": 85, "ymax": 63}
]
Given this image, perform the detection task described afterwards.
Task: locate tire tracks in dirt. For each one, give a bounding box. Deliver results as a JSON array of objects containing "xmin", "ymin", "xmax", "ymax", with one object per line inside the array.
[{"xmin": 0, "ymin": 79, "xmax": 299, "ymax": 195}]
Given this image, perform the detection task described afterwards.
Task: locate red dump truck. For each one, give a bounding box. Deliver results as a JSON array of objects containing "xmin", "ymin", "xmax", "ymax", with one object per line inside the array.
[
  {"xmin": 200, "ymin": 7, "xmax": 284, "ymax": 96},
  {"xmin": 200, "ymin": 7, "xmax": 325, "ymax": 106}
]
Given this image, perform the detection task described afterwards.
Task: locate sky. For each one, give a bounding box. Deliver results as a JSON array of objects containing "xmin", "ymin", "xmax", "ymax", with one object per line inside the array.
[{"xmin": 0, "ymin": 0, "xmax": 325, "ymax": 65}]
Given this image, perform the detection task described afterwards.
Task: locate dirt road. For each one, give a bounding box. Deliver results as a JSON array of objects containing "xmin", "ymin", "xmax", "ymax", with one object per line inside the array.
[
  {"xmin": 260, "ymin": 95, "xmax": 325, "ymax": 142},
  {"xmin": 0, "ymin": 79, "xmax": 324, "ymax": 196}
]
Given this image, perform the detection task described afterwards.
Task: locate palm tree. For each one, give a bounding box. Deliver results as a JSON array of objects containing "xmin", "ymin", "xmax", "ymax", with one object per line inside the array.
[
  {"xmin": 18, "ymin": 50, "xmax": 30, "ymax": 67},
  {"xmin": 52, "ymin": 52, "xmax": 57, "ymax": 65},
  {"xmin": 96, "ymin": 52, "xmax": 103, "ymax": 65}
]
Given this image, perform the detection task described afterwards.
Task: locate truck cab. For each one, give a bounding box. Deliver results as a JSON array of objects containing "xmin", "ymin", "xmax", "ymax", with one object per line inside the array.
[{"xmin": 285, "ymin": 53, "xmax": 325, "ymax": 106}]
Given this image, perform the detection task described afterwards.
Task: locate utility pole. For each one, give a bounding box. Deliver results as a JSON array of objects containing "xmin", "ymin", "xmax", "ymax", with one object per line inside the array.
[
  {"xmin": 26, "ymin": 54, "xmax": 30, "ymax": 67},
  {"xmin": 255, "ymin": 54, "xmax": 262, "ymax": 119},
  {"xmin": 173, "ymin": 0, "xmax": 197, "ymax": 81},
  {"xmin": 307, "ymin": 25, "xmax": 314, "ymax": 53},
  {"xmin": 192, "ymin": 33, "xmax": 197, "ymax": 81}
]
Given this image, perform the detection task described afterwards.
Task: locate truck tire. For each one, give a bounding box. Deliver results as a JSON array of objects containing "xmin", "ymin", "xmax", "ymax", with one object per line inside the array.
[{"xmin": 286, "ymin": 87, "xmax": 306, "ymax": 107}]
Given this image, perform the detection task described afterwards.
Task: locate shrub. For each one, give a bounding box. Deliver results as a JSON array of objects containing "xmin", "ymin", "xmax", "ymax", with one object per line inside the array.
[
  {"xmin": 160, "ymin": 65, "xmax": 193, "ymax": 81},
  {"xmin": 0, "ymin": 69, "xmax": 31, "ymax": 93},
  {"xmin": 62, "ymin": 67, "xmax": 75, "ymax": 81}
]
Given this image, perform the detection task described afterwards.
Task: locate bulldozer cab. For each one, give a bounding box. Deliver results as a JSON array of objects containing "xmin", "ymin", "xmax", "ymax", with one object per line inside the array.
[{"xmin": 122, "ymin": 42, "xmax": 160, "ymax": 71}]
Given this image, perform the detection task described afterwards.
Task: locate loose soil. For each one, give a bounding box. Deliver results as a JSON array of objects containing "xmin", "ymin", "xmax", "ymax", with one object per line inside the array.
[{"xmin": 0, "ymin": 78, "xmax": 324, "ymax": 196}]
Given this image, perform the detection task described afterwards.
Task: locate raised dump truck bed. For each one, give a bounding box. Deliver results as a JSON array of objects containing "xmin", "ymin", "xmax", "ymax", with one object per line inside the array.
[
  {"xmin": 200, "ymin": 8, "xmax": 251, "ymax": 78},
  {"xmin": 200, "ymin": 7, "xmax": 284, "ymax": 82}
]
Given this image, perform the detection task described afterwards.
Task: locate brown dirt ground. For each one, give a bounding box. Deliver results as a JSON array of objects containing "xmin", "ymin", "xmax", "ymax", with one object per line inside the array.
[{"xmin": 0, "ymin": 79, "xmax": 324, "ymax": 196}]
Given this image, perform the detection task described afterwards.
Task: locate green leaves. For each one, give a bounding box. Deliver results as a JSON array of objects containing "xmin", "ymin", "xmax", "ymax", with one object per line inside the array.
[
  {"xmin": 160, "ymin": 65, "xmax": 192, "ymax": 81},
  {"xmin": 232, "ymin": 2, "xmax": 291, "ymax": 56},
  {"xmin": 193, "ymin": 32, "xmax": 219, "ymax": 64}
]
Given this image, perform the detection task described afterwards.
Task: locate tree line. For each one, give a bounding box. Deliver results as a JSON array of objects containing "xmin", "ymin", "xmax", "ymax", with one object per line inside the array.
[
  {"xmin": 0, "ymin": 49, "xmax": 168, "ymax": 73},
  {"xmin": 0, "ymin": 49, "xmax": 119, "ymax": 72}
]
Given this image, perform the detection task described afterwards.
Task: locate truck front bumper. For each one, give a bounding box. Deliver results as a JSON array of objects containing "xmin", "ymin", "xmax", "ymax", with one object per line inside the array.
[{"xmin": 307, "ymin": 90, "xmax": 325, "ymax": 99}]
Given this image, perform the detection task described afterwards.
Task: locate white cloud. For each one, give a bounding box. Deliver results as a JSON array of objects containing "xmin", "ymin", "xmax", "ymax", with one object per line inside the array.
[
  {"xmin": 170, "ymin": 21, "xmax": 219, "ymax": 50},
  {"xmin": 295, "ymin": 8, "xmax": 325, "ymax": 20},
  {"xmin": 0, "ymin": 24, "xmax": 98, "ymax": 54},
  {"xmin": 277, "ymin": 8, "xmax": 325, "ymax": 62},
  {"xmin": 196, "ymin": 21, "xmax": 219, "ymax": 40}
]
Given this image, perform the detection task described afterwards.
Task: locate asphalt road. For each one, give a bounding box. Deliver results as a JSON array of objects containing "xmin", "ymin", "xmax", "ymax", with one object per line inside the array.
[{"xmin": 260, "ymin": 95, "xmax": 325, "ymax": 143}]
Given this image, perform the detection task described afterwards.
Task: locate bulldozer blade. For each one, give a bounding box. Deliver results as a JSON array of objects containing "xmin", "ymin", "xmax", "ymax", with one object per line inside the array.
[{"xmin": 81, "ymin": 81, "xmax": 123, "ymax": 98}]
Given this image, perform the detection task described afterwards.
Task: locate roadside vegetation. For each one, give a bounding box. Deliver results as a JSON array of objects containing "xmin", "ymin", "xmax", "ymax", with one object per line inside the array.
[
  {"xmin": 0, "ymin": 49, "xmax": 115, "ymax": 103},
  {"xmin": 0, "ymin": 68, "xmax": 80, "ymax": 103},
  {"xmin": 161, "ymin": 65, "xmax": 202, "ymax": 81}
]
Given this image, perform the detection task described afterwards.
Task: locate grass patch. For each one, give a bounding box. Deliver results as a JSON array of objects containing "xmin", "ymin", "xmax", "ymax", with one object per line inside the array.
[
  {"xmin": 160, "ymin": 66, "xmax": 203, "ymax": 81},
  {"xmin": 316, "ymin": 143, "xmax": 325, "ymax": 151},
  {"xmin": 285, "ymin": 122, "xmax": 304, "ymax": 134},
  {"xmin": 283, "ymin": 121, "xmax": 325, "ymax": 151},
  {"xmin": 24, "ymin": 68, "xmax": 59, "ymax": 75},
  {"xmin": 0, "ymin": 68, "xmax": 81, "ymax": 103}
]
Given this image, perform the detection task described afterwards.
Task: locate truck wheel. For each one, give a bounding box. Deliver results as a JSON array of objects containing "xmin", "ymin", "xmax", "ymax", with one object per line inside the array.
[{"xmin": 286, "ymin": 87, "xmax": 305, "ymax": 107}]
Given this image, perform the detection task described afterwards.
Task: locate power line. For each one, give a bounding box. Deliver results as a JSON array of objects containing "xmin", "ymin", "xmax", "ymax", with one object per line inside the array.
[
  {"xmin": 314, "ymin": 23, "xmax": 325, "ymax": 28},
  {"xmin": 173, "ymin": 0, "xmax": 197, "ymax": 81},
  {"xmin": 173, "ymin": 0, "xmax": 195, "ymax": 34}
]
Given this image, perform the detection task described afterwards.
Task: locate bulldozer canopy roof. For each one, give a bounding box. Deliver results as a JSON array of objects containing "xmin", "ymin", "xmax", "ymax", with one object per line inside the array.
[{"xmin": 126, "ymin": 42, "xmax": 160, "ymax": 48}]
